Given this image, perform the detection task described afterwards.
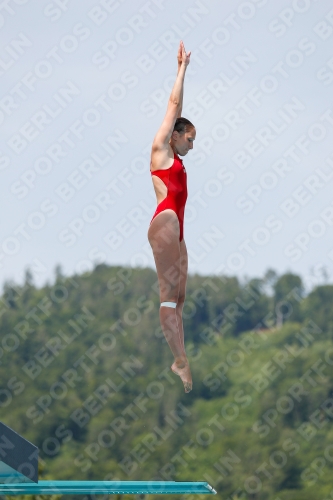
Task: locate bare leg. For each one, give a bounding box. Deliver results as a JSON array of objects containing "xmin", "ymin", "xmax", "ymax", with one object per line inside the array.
[
  {"xmin": 171, "ymin": 239, "xmax": 192, "ymax": 392},
  {"xmin": 175, "ymin": 239, "xmax": 188, "ymax": 352},
  {"xmin": 148, "ymin": 210, "xmax": 192, "ymax": 392}
]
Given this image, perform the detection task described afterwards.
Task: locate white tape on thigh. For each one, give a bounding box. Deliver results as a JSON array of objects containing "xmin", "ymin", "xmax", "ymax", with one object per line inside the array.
[{"xmin": 160, "ymin": 301, "xmax": 177, "ymax": 308}]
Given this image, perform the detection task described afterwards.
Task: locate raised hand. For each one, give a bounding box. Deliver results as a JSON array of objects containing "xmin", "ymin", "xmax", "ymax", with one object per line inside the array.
[
  {"xmin": 177, "ymin": 41, "xmax": 182, "ymax": 67},
  {"xmin": 178, "ymin": 40, "xmax": 191, "ymax": 67}
]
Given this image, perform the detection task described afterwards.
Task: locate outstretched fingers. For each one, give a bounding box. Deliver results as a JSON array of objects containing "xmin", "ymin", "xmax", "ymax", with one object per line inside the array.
[
  {"xmin": 177, "ymin": 41, "xmax": 182, "ymax": 65},
  {"xmin": 179, "ymin": 40, "xmax": 191, "ymax": 66}
]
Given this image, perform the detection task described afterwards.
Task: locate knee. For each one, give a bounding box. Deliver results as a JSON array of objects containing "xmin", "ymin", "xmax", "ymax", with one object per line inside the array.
[
  {"xmin": 161, "ymin": 290, "xmax": 179, "ymax": 304},
  {"xmin": 158, "ymin": 277, "xmax": 178, "ymax": 302},
  {"xmin": 177, "ymin": 293, "xmax": 186, "ymax": 306}
]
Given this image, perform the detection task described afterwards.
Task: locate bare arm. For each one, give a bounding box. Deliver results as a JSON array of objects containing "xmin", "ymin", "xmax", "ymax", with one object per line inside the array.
[
  {"xmin": 152, "ymin": 41, "xmax": 190, "ymax": 153},
  {"xmin": 176, "ymin": 43, "xmax": 184, "ymax": 118}
]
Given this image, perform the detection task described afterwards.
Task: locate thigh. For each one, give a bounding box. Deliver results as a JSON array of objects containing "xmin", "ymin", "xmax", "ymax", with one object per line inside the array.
[
  {"xmin": 178, "ymin": 239, "xmax": 188, "ymax": 303},
  {"xmin": 148, "ymin": 210, "xmax": 181, "ymax": 301}
]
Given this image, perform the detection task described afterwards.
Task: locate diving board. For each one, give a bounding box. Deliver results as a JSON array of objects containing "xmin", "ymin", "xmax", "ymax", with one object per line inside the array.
[
  {"xmin": 0, "ymin": 480, "xmax": 216, "ymax": 495},
  {"xmin": 0, "ymin": 422, "xmax": 216, "ymax": 495}
]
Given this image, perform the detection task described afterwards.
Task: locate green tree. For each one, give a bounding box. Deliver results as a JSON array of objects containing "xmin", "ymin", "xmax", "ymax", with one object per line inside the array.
[
  {"xmin": 302, "ymin": 284, "xmax": 333, "ymax": 335},
  {"xmin": 273, "ymin": 273, "xmax": 304, "ymax": 327}
]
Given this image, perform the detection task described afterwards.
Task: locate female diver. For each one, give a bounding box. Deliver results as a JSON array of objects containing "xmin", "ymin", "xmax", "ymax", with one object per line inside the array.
[{"xmin": 148, "ymin": 41, "xmax": 196, "ymax": 393}]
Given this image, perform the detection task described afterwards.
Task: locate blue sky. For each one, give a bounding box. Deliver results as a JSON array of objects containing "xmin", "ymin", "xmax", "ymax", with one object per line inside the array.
[{"xmin": 1, "ymin": 0, "xmax": 333, "ymax": 290}]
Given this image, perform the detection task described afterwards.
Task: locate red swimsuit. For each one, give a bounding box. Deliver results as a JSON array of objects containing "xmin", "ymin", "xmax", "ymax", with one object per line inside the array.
[{"xmin": 150, "ymin": 152, "xmax": 187, "ymax": 242}]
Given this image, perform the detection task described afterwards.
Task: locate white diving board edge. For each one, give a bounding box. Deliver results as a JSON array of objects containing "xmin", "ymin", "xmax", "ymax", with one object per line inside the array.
[{"xmin": 0, "ymin": 480, "xmax": 217, "ymax": 495}]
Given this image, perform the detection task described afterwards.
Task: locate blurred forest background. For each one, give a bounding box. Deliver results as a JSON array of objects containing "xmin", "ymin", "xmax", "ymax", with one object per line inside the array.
[{"xmin": 1, "ymin": 265, "xmax": 333, "ymax": 500}]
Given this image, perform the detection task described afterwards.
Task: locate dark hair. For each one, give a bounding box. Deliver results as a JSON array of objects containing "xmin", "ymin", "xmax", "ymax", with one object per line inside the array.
[{"xmin": 173, "ymin": 117, "xmax": 195, "ymax": 134}]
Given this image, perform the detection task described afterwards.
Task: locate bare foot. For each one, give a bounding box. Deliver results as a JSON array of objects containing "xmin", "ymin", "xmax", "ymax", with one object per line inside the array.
[{"xmin": 171, "ymin": 358, "xmax": 192, "ymax": 393}]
